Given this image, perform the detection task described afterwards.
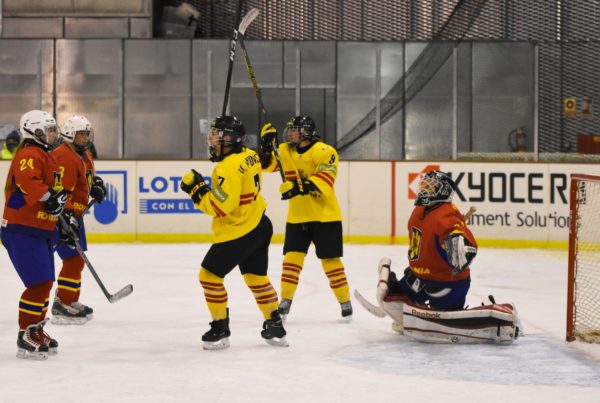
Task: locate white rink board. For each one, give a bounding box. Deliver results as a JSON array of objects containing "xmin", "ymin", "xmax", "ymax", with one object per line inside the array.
[{"xmin": 0, "ymin": 159, "xmax": 599, "ymax": 244}]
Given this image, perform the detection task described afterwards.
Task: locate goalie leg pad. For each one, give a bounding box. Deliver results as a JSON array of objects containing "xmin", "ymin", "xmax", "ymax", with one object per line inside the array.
[{"xmin": 402, "ymin": 303, "xmax": 520, "ymax": 344}]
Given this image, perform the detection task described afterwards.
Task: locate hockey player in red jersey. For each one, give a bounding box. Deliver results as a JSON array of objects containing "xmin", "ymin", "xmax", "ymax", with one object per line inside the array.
[
  {"xmin": 369, "ymin": 170, "xmax": 521, "ymax": 343},
  {"xmin": 51, "ymin": 115, "xmax": 106, "ymax": 324},
  {"xmin": 386, "ymin": 170, "xmax": 477, "ymax": 311},
  {"xmin": 1, "ymin": 110, "xmax": 68, "ymax": 359}
]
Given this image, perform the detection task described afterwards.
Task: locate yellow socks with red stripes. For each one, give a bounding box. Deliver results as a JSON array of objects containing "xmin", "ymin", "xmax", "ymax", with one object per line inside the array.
[
  {"xmin": 199, "ymin": 268, "xmax": 228, "ymax": 320},
  {"xmin": 56, "ymin": 254, "xmax": 85, "ymax": 305},
  {"xmin": 19, "ymin": 280, "xmax": 53, "ymax": 329},
  {"xmin": 322, "ymin": 257, "xmax": 350, "ymax": 303},
  {"xmin": 280, "ymin": 251, "xmax": 306, "ymax": 301},
  {"xmin": 243, "ymin": 273, "xmax": 279, "ymax": 320}
]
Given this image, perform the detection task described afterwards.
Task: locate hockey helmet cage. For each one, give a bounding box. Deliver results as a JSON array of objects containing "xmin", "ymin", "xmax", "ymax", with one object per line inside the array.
[
  {"xmin": 285, "ymin": 115, "xmax": 317, "ymax": 145},
  {"xmin": 19, "ymin": 110, "xmax": 58, "ymax": 149},
  {"xmin": 415, "ymin": 170, "xmax": 457, "ymax": 206}
]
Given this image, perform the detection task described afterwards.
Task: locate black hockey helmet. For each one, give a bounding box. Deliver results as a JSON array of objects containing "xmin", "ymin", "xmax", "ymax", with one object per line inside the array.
[
  {"xmin": 209, "ymin": 115, "xmax": 245, "ymax": 161},
  {"xmin": 415, "ymin": 170, "xmax": 457, "ymax": 206},
  {"xmin": 284, "ymin": 115, "xmax": 317, "ymax": 146}
]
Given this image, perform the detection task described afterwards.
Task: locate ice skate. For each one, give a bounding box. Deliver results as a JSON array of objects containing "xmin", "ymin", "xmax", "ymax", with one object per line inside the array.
[
  {"xmin": 261, "ymin": 310, "xmax": 289, "ymax": 347},
  {"xmin": 278, "ymin": 298, "xmax": 292, "ymax": 321},
  {"xmin": 16, "ymin": 321, "xmax": 50, "ymax": 360},
  {"xmin": 202, "ymin": 317, "xmax": 231, "ymax": 350},
  {"xmin": 341, "ymin": 301, "xmax": 353, "ymax": 321},
  {"xmin": 72, "ymin": 300, "xmax": 94, "ymax": 320},
  {"xmin": 37, "ymin": 318, "xmax": 58, "ymax": 355},
  {"xmin": 51, "ymin": 297, "xmax": 88, "ymax": 325}
]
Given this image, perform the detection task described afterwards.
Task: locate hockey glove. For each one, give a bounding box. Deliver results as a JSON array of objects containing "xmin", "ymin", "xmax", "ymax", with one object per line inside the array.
[
  {"xmin": 180, "ymin": 169, "xmax": 210, "ymax": 204},
  {"xmin": 279, "ymin": 179, "xmax": 316, "ymax": 200},
  {"xmin": 58, "ymin": 210, "xmax": 80, "ymax": 248},
  {"xmin": 443, "ymin": 233, "xmax": 477, "ymax": 275},
  {"xmin": 260, "ymin": 122, "xmax": 277, "ymax": 154},
  {"xmin": 90, "ymin": 175, "xmax": 106, "ymax": 203},
  {"xmin": 44, "ymin": 186, "xmax": 68, "ymax": 216}
]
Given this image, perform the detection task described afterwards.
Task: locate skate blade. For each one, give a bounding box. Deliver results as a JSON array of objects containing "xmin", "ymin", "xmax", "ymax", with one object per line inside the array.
[
  {"xmin": 51, "ymin": 315, "xmax": 88, "ymax": 326},
  {"xmin": 264, "ymin": 336, "xmax": 289, "ymax": 347},
  {"xmin": 86, "ymin": 314, "xmax": 93, "ymax": 321},
  {"xmin": 342, "ymin": 314, "xmax": 353, "ymax": 323},
  {"xmin": 203, "ymin": 338, "xmax": 230, "ymax": 350},
  {"xmin": 48, "ymin": 347, "xmax": 58, "ymax": 356},
  {"xmin": 391, "ymin": 321, "xmax": 404, "ymax": 334},
  {"xmin": 16, "ymin": 348, "xmax": 48, "ymax": 360}
]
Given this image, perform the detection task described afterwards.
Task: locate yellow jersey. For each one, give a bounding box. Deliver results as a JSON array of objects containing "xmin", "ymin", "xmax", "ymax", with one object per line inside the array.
[
  {"xmin": 196, "ymin": 148, "xmax": 266, "ymax": 243},
  {"xmin": 265, "ymin": 140, "xmax": 342, "ymax": 223}
]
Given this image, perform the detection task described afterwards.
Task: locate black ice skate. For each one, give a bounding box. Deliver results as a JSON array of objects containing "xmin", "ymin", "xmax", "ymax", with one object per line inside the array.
[
  {"xmin": 341, "ymin": 301, "xmax": 353, "ymax": 321},
  {"xmin": 51, "ymin": 297, "xmax": 88, "ymax": 325},
  {"xmin": 17, "ymin": 321, "xmax": 50, "ymax": 360},
  {"xmin": 72, "ymin": 300, "xmax": 94, "ymax": 320},
  {"xmin": 278, "ymin": 298, "xmax": 292, "ymax": 320},
  {"xmin": 37, "ymin": 318, "xmax": 58, "ymax": 355},
  {"xmin": 202, "ymin": 317, "xmax": 231, "ymax": 350},
  {"xmin": 261, "ymin": 310, "xmax": 289, "ymax": 347}
]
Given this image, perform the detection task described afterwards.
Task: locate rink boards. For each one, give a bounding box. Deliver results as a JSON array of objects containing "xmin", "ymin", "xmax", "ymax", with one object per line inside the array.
[{"xmin": 0, "ymin": 160, "xmax": 598, "ymax": 248}]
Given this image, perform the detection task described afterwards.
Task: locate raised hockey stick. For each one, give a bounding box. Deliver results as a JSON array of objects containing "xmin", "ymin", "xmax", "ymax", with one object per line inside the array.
[
  {"xmin": 221, "ymin": 1, "xmax": 254, "ymax": 115},
  {"xmin": 354, "ymin": 289, "xmax": 387, "ymax": 318},
  {"xmin": 464, "ymin": 206, "xmax": 477, "ymax": 220},
  {"xmin": 58, "ymin": 215, "xmax": 133, "ymax": 303},
  {"xmin": 236, "ymin": 31, "xmax": 291, "ymax": 185}
]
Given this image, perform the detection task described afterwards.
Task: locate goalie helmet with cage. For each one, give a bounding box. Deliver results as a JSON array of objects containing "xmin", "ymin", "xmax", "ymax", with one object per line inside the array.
[
  {"xmin": 61, "ymin": 115, "xmax": 93, "ymax": 154},
  {"xmin": 415, "ymin": 170, "xmax": 457, "ymax": 207},
  {"xmin": 19, "ymin": 110, "xmax": 58, "ymax": 149},
  {"xmin": 209, "ymin": 115, "xmax": 245, "ymax": 162},
  {"xmin": 284, "ymin": 115, "xmax": 317, "ymax": 146}
]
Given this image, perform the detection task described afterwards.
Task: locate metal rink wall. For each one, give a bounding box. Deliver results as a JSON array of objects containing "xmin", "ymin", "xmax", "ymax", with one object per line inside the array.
[{"xmin": 191, "ymin": 0, "xmax": 600, "ymax": 154}]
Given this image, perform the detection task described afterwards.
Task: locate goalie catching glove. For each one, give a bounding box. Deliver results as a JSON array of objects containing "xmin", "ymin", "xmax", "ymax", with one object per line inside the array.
[
  {"xmin": 279, "ymin": 179, "xmax": 316, "ymax": 200},
  {"xmin": 180, "ymin": 169, "xmax": 210, "ymax": 204},
  {"xmin": 444, "ymin": 233, "xmax": 477, "ymax": 275}
]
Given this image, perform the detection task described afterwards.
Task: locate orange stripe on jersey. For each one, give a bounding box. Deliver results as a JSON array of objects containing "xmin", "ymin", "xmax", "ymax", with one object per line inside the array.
[
  {"xmin": 240, "ymin": 192, "xmax": 254, "ymax": 199},
  {"xmin": 284, "ymin": 170, "xmax": 296, "ymax": 175},
  {"xmin": 210, "ymin": 200, "xmax": 226, "ymax": 217},
  {"xmin": 314, "ymin": 172, "xmax": 334, "ymax": 187},
  {"xmin": 319, "ymin": 171, "xmax": 335, "ymax": 183},
  {"xmin": 239, "ymin": 199, "xmax": 252, "ymax": 205}
]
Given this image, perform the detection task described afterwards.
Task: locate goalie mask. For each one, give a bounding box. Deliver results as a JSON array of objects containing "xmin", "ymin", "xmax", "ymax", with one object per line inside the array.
[
  {"xmin": 20, "ymin": 110, "xmax": 58, "ymax": 150},
  {"xmin": 284, "ymin": 115, "xmax": 316, "ymax": 147},
  {"xmin": 208, "ymin": 115, "xmax": 245, "ymax": 162},
  {"xmin": 61, "ymin": 115, "xmax": 93, "ymax": 155},
  {"xmin": 415, "ymin": 170, "xmax": 457, "ymax": 207}
]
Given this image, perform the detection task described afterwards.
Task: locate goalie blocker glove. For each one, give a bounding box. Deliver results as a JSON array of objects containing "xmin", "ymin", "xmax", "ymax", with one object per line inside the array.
[
  {"xmin": 444, "ymin": 233, "xmax": 477, "ymax": 275},
  {"xmin": 180, "ymin": 169, "xmax": 210, "ymax": 204}
]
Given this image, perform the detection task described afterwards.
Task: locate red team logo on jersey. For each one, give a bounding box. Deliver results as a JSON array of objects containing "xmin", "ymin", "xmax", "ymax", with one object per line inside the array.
[{"xmin": 408, "ymin": 164, "xmax": 440, "ymax": 199}]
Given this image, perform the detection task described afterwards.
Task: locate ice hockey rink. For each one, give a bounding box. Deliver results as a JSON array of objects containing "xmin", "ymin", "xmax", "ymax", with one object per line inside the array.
[{"xmin": 0, "ymin": 243, "xmax": 598, "ymax": 403}]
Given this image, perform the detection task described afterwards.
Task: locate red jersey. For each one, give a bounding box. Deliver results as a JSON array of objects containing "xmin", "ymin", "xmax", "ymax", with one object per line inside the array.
[
  {"xmin": 407, "ymin": 203, "xmax": 477, "ymax": 282},
  {"xmin": 52, "ymin": 143, "xmax": 94, "ymax": 218},
  {"xmin": 2, "ymin": 143, "xmax": 62, "ymax": 237}
]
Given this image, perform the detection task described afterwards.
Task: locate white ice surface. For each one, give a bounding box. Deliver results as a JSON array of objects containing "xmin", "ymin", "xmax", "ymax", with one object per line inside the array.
[{"xmin": 0, "ymin": 244, "xmax": 599, "ymax": 403}]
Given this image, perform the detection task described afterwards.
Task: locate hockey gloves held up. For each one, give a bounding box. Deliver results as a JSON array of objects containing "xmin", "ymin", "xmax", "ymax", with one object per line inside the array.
[
  {"xmin": 443, "ymin": 233, "xmax": 477, "ymax": 276},
  {"xmin": 279, "ymin": 179, "xmax": 316, "ymax": 200},
  {"xmin": 58, "ymin": 210, "xmax": 80, "ymax": 248},
  {"xmin": 44, "ymin": 186, "xmax": 68, "ymax": 216},
  {"xmin": 181, "ymin": 169, "xmax": 210, "ymax": 204},
  {"xmin": 90, "ymin": 175, "xmax": 106, "ymax": 204},
  {"xmin": 260, "ymin": 122, "xmax": 277, "ymax": 154}
]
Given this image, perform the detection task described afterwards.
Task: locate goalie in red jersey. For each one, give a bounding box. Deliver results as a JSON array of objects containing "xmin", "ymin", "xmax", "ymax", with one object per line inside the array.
[
  {"xmin": 370, "ymin": 170, "xmax": 521, "ymax": 343},
  {"xmin": 385, "ymin": 170, "xmax": 477, "ymax": 311}
]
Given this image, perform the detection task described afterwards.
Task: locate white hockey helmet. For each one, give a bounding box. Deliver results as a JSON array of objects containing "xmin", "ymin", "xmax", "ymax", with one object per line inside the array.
[
  {"xmin": 19, "ymin": 110, "xmax": 58, "ymax": 147},
  {"xmin": 61, "ymin": 115, "xmax": 93, "ymax": 144}
]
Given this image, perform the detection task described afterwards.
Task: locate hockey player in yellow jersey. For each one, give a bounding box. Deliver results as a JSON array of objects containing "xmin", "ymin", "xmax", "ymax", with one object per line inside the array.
[
  {"xmin": 180, "ymin": 115, "xmax": 287, "ymax": 350},
  {"xmin": 260, "ymin": 115, "xmax": 352, "ymax": 320}
]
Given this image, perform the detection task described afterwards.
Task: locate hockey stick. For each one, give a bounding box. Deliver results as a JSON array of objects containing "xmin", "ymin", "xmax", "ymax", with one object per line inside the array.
[
  {"xmin": 354, "ymin": 289, "xmax": 387, "ymax": 318},
  {"xmin": 464, "ymin": 206, "xmax": 476, "ymax": 220},
  {"xmin": 58, "ymin": 215, "xmax": 133, "ymax": 303},
  {"xmin": 236, "ymin": 32, "xmax": 291, "ymax": 185},
  {"xmin": 221, "ymin": 1, "xmax": 251, "ymax": 115}
]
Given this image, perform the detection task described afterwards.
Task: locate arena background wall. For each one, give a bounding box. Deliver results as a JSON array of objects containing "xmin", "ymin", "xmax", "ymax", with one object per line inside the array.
[{"xmin": 1, "ymin": 160, "xmax": 595, "ymax": 249}]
